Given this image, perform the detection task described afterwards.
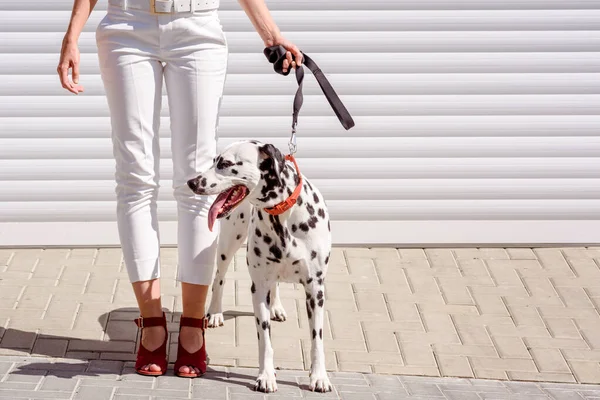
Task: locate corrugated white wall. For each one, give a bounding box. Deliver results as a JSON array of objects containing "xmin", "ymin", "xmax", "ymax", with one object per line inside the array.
[{"xmin": 1, "ymin": 0, "xmax": 600, "ymax": 246}]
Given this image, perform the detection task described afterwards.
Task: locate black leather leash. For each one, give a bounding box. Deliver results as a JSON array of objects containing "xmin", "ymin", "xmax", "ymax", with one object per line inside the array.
[{"xmin": 264, "ymin": 45, "xmax": 355, "ymax": 154}]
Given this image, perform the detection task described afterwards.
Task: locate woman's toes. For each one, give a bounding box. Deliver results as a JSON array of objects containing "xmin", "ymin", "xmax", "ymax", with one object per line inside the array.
[
  {"xmin": 148, "ymin": 364, "xmax": 162, "ymax": 373},
  {"xmin": 179, "ymin": 366, "xmax": 191, "ymax": 375}
]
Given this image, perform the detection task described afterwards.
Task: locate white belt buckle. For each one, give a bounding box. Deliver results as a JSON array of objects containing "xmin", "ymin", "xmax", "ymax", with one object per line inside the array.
[{"xmin": 151, "ymin": 0, "xmax": 173, "ymax": 14}]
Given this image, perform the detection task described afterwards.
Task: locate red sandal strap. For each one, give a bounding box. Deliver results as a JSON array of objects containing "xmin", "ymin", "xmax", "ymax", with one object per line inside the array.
[
  {"xmin": 134, "ymin": 312, "xmax": 167, "ymax": 328},
  {"xmin": 179, "ymin": 316, "xmax": 208, "ymax": 330}
]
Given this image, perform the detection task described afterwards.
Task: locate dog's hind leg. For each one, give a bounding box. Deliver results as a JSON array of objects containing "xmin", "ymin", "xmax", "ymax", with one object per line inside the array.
[
  {"xmin": 304, "ymin": 269, "xmax": 332, "ymax": 392},
  {"xmin": 251, "ymin": 280, "xmax": 278, "ymax": 393},
  {"xmin": 206, "ymin": 202, "xmax": 251, "ymax": 328},
  {"xmin": 269, "ymin": 283, "xmax": 287, "ymax": 322}
]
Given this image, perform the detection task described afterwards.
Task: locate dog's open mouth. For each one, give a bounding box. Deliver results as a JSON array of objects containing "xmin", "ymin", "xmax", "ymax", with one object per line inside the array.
[{"xmin": 208, "ymin": 185, "xmax": 249, "ymax": 232}]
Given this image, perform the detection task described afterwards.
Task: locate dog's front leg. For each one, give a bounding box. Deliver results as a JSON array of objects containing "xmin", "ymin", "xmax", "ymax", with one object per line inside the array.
[
  {"xmin": 207, "ymin": 203, "xmax": 251, "ymax": 327},
  {"xmin": 252, "ymin": 281, "xmax": 278, "ymax": 393},
  {"xmin": 305, "ymin": 279, "xmax": 332, "ymax": 392},
  {"xmin": 269, "ymin": 283, "xmax": 287, "ymax": 322}
]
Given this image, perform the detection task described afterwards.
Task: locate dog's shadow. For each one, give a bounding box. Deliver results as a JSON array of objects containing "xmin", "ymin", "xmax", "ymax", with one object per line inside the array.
[{"xmin": 2, "ymin": 307, "xmax": 307, "ymax": 392}]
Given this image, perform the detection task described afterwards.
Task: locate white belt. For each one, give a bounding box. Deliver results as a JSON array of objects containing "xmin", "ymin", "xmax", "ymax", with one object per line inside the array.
[{"xmin": 108, "ymin": 0, "xmax": 220, "ymax": 13}]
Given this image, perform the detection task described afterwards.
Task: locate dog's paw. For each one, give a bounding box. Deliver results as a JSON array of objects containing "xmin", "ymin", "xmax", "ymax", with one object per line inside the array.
[
  {"xmin": 309, "ymin": 372, "xmax": 332, "ymax": 393},
  {"xmin": 254, "ymin": 372, "xmax": 278, "ymax": 393},
  {"xmin": 207, "ymin": 312, "xmax": 225, "ymax": 328},
  {"xmin": 270, "ymin": 305, "xmax": 287, "ymax": 322}
]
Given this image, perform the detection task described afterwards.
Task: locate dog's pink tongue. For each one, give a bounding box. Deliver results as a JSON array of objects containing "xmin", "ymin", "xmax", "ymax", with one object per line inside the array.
[{"xmin": 208, "ymin": 194, "xmax": 229, "ymax": 232}]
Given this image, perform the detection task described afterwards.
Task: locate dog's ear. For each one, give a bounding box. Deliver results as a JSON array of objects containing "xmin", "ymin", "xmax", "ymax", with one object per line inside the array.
[{"xmin": 259, "ymin": 144, "xmax": 285, "ymax": 186}]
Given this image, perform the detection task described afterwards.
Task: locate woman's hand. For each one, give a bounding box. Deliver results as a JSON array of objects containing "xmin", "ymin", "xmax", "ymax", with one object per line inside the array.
[
  {"xmin": 236, "ymin": 0, "xmax": 303, "ymax": 73},
  {"xmin": 268, "ymin": 35, "xmax": 303, "ymax": 74},
  {"xmin": 57, "ymin": 37, "xmax": 84, "ymax": 95}
]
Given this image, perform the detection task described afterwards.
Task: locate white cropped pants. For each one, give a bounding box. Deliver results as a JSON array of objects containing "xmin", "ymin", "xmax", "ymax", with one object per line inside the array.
[{"xmin": 95, "ymin": 3, "xmax": 228, "ymax": 285}]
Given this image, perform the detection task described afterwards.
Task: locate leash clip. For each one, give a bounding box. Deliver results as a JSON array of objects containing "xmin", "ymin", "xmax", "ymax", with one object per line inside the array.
[{"xmin": 289, "ymin": 123, "xmax": 297, "ymax": 155}]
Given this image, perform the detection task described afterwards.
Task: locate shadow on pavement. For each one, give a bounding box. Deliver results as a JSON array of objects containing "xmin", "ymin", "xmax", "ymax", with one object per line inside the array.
[{"xmin": 0, "ymin": 307, "xmax": 290, "ymax": 391}]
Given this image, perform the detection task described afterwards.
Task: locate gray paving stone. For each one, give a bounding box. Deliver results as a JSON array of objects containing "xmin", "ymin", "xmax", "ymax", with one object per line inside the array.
[
  {"xmin": 544, "ymin": 389, "xmax": 585, "ymax": 400},
  {"xmin": 0, "ymin": 381, "xmax": 38, "ymax": 390},
  {"xmin": 73, "ymin": 386, "xmax": 115, "ymax": 400},
  {"xmin": 38, "ymin": 374, "xmax": 79, "ymax": 392},
  {"xmin": 0, "ymin": 389, "xmax": 72, "ymax": 399},
  {"xmin": 505, "ymin": 381, "xmax": 546, "ymax": 395},
  {"xmin": 443, "ymin": 391, "xmax": 483, "ymax": 400},
  {"xmin": 403, "ymin": 381, "xmax": 445, "ymax": 397},
  {"xmin": 190, "ymin": 385, "xmax": 228, "ymax": 399}
]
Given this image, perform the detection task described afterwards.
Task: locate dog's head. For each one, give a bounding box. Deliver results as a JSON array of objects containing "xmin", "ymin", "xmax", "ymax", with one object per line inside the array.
[{"xmin": 187, "ymin": 140, "xmax": 288, "ymax": 231}]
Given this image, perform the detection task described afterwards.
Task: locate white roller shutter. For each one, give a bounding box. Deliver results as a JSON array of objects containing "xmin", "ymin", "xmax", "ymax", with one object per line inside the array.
[{"xmin": 0, "ymin": 0, "xmax": 599, "ymax": 246}]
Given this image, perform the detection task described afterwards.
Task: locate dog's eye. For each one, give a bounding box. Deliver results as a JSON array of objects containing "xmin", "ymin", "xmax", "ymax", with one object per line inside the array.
[{"xmin": 217, "ymin": 158, "xmax": 235, "ymax": 170}]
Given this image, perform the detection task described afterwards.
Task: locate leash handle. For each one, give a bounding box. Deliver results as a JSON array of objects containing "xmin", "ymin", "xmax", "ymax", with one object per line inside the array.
[{"xmin": 263, "ymin": 46, "xmax": 355, "ymax": 152}]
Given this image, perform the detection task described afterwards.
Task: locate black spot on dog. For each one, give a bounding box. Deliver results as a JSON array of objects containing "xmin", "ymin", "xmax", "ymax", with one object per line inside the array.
[
  {"xmin": 221, "ymin": 254, "xmax": 226, "ymax": 261},
  {"xmin": 312, "ymin": 329, "xmax": 317, "ymax": 339},
  {"xmin": 200, "ymin": 177, "xmax": 207, "ymax": 188},
  {"xmin": 256, "ymin": 317, "xmax": 260, "ymax": 325},
  {"xmin": 240, "ymin": 213, "xmax": 244, "ymax": 219},
  {"xmin": 299, "ymin": 279, "xmax": 304, "ymax": 285},
  {"xmin": 291, "ymin": 224, "xmax": 297, "ymax": 233},
  {"xmin": 263, "ymin": 235, "xmax": 272, "ymax": 245},
  {"xmin": 299, "ymin": 223, "xmax": 309, "ymax": 232},
  {"xmin": 316, "ymin": 271, "xmax": 323, "ymax": 277},
  {"xmin": 313, "ymin": 192, "xmax": 319, "ymax": 203},
  {"xmin": 306, "ymin": 203, "xmax": 315, "ymax": 215},
  {"xmin": 318, "ymin": 208, "xmax": 326, "ymax": 219},
  {"xmin": 292, "ymin": 240, "xmax": 297, "ymax": 247},
  {"xmin": 317, "ymin": 290, "xmax": 323, "ymax": 300},
  {"xmin": 306, "ymin": 303, "xmax": 312, "ymax": 319},
  {"xmin": 308, "ymin": 216, "xmax": 318, "ymax": 229},
  {"xmin": 266, "ymin": 257, "xmax": 280, "ymax": 264},
  {"xmin": 251, "ymin": 282, "xmax": 256, "ymax": 293},
  {"xmin": 292, "ymin": 260, "xmax": 300, "ymax": 265},
  {"xmin": 255, "ymin": 228, "xmax": 262, "ymax": 237},
  {"xmin": 311, "ymin": 251, "xmax": 317, "ymax": 260},
  {"xmin": 237, "ymin": 161, "xmax": 243, "ymax": 166},
  {"xmin": 297, "ymin": 196, "xmax": 303, "ymax": 206},
  {"xmin": 319, "ymin": 329, "xmax": 323, "ymax": 339},
  {"xmin": 307, "ymin": 277, "xmax": 313, "ymax": 284},
  {"xmin": 262, "ymin": 321, "xmax": 270, "ymax": 330},
  {"xmin": 286, "ymin": 187, "xmax": 292, "ymax": 196},
  {"xmin": 257, "ymin": 332, "xmax": 260, "ymax": 340},
  {"xmin": 318, "ymin": 278, "xmax": 323, "ymax": 285},
  {"xmin": 286, "ymin": 252, "xmax": 290, "ymax": 258},
  {"xmin": 306, "ymin": 292, "xmax": 312, "ymax": 300},
  {"xmin": 328, "ymin": 220, "xmax": 331, "ymax": 231},
  {"xmin": 318, "ymin": 298, "xmax": 324, "ymax": 307},
  {"xmin": 295, "ymin": 270, "xmax": 299, "ymax": 274},
  {"xmin": 219, "ymin": 280, "xmax": 223, "ymax": 285},
  {"xmin": 304, "ymin": 184, "xmax": 308, "ymax": 193},
  {"xmin": 310, "ymin": 298, "xmax": 315, "ymax": 310},
  {"xmin": 231, "ymin": 169, "xmax": 238, "ymax": 175},
  {"xmin": 307, "ymin": 181, "xmax": 313, "ymax": 191},
  {"xmin": 266, "ymin": 290, "xmax": 271, "ymax": 306},
  {"xmin": 242, "ymin": 176, "xmax": 248, "ymax": 180},
  {"xmin": 325, "ymin": 254, "xmax": 330, "ymax": 264},
  {"xmin": 226, "ymin": 215, "xmax": 231, "ymax": 220},
  {"xmin": 210, "ymin": 183, "xmax": 217, "ymax": 188},
  {"xmin": 254, "ymin": 247, "xmax": 261, "ymax": 257},
  {"xmin": 236, "ymin": 234, "xmax": 242, "ymax": 240},
  {"xmin": 258, "ymin": 211, "xmax": 263, "ymax": 220}
]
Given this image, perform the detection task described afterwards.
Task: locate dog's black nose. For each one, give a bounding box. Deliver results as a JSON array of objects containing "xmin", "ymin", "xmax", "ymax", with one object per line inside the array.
[{"xmin": 188, "ymin": 178, "xmax": 199, "ymax": 192}]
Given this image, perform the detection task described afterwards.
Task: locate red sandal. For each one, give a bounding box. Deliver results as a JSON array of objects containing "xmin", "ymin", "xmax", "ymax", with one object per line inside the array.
[
  {"xmin": 133, "ymin": 312, "xmax": 168, "ymax": 376},
  {"xmin": 174, "ymin": 316, "xmax": 208, "ymax": 378}
]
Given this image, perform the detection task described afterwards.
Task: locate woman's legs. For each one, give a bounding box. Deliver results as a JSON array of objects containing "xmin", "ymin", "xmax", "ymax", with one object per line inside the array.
[
  {"xmin": 162, "ymin": 11, "xmax": 228, "ymax": 375},
  {"xmin": 96, "ymin": 7, "xmax": 166, "ymax": 373}
]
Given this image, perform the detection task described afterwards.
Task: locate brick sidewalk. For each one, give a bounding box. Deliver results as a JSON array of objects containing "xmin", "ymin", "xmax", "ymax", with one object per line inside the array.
[
  {"xmin": 1, "ymin": 247, "xmax": 600, "ymax": 384},
  {"xmin": 1, "ymin": 357, "xmax": 600, "ymax": 400}
]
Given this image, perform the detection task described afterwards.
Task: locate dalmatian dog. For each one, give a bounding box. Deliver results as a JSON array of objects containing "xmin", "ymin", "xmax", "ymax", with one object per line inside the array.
[{"xmin": 187, "ymin": 140, "xmax": 332, "ymax": 393}]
